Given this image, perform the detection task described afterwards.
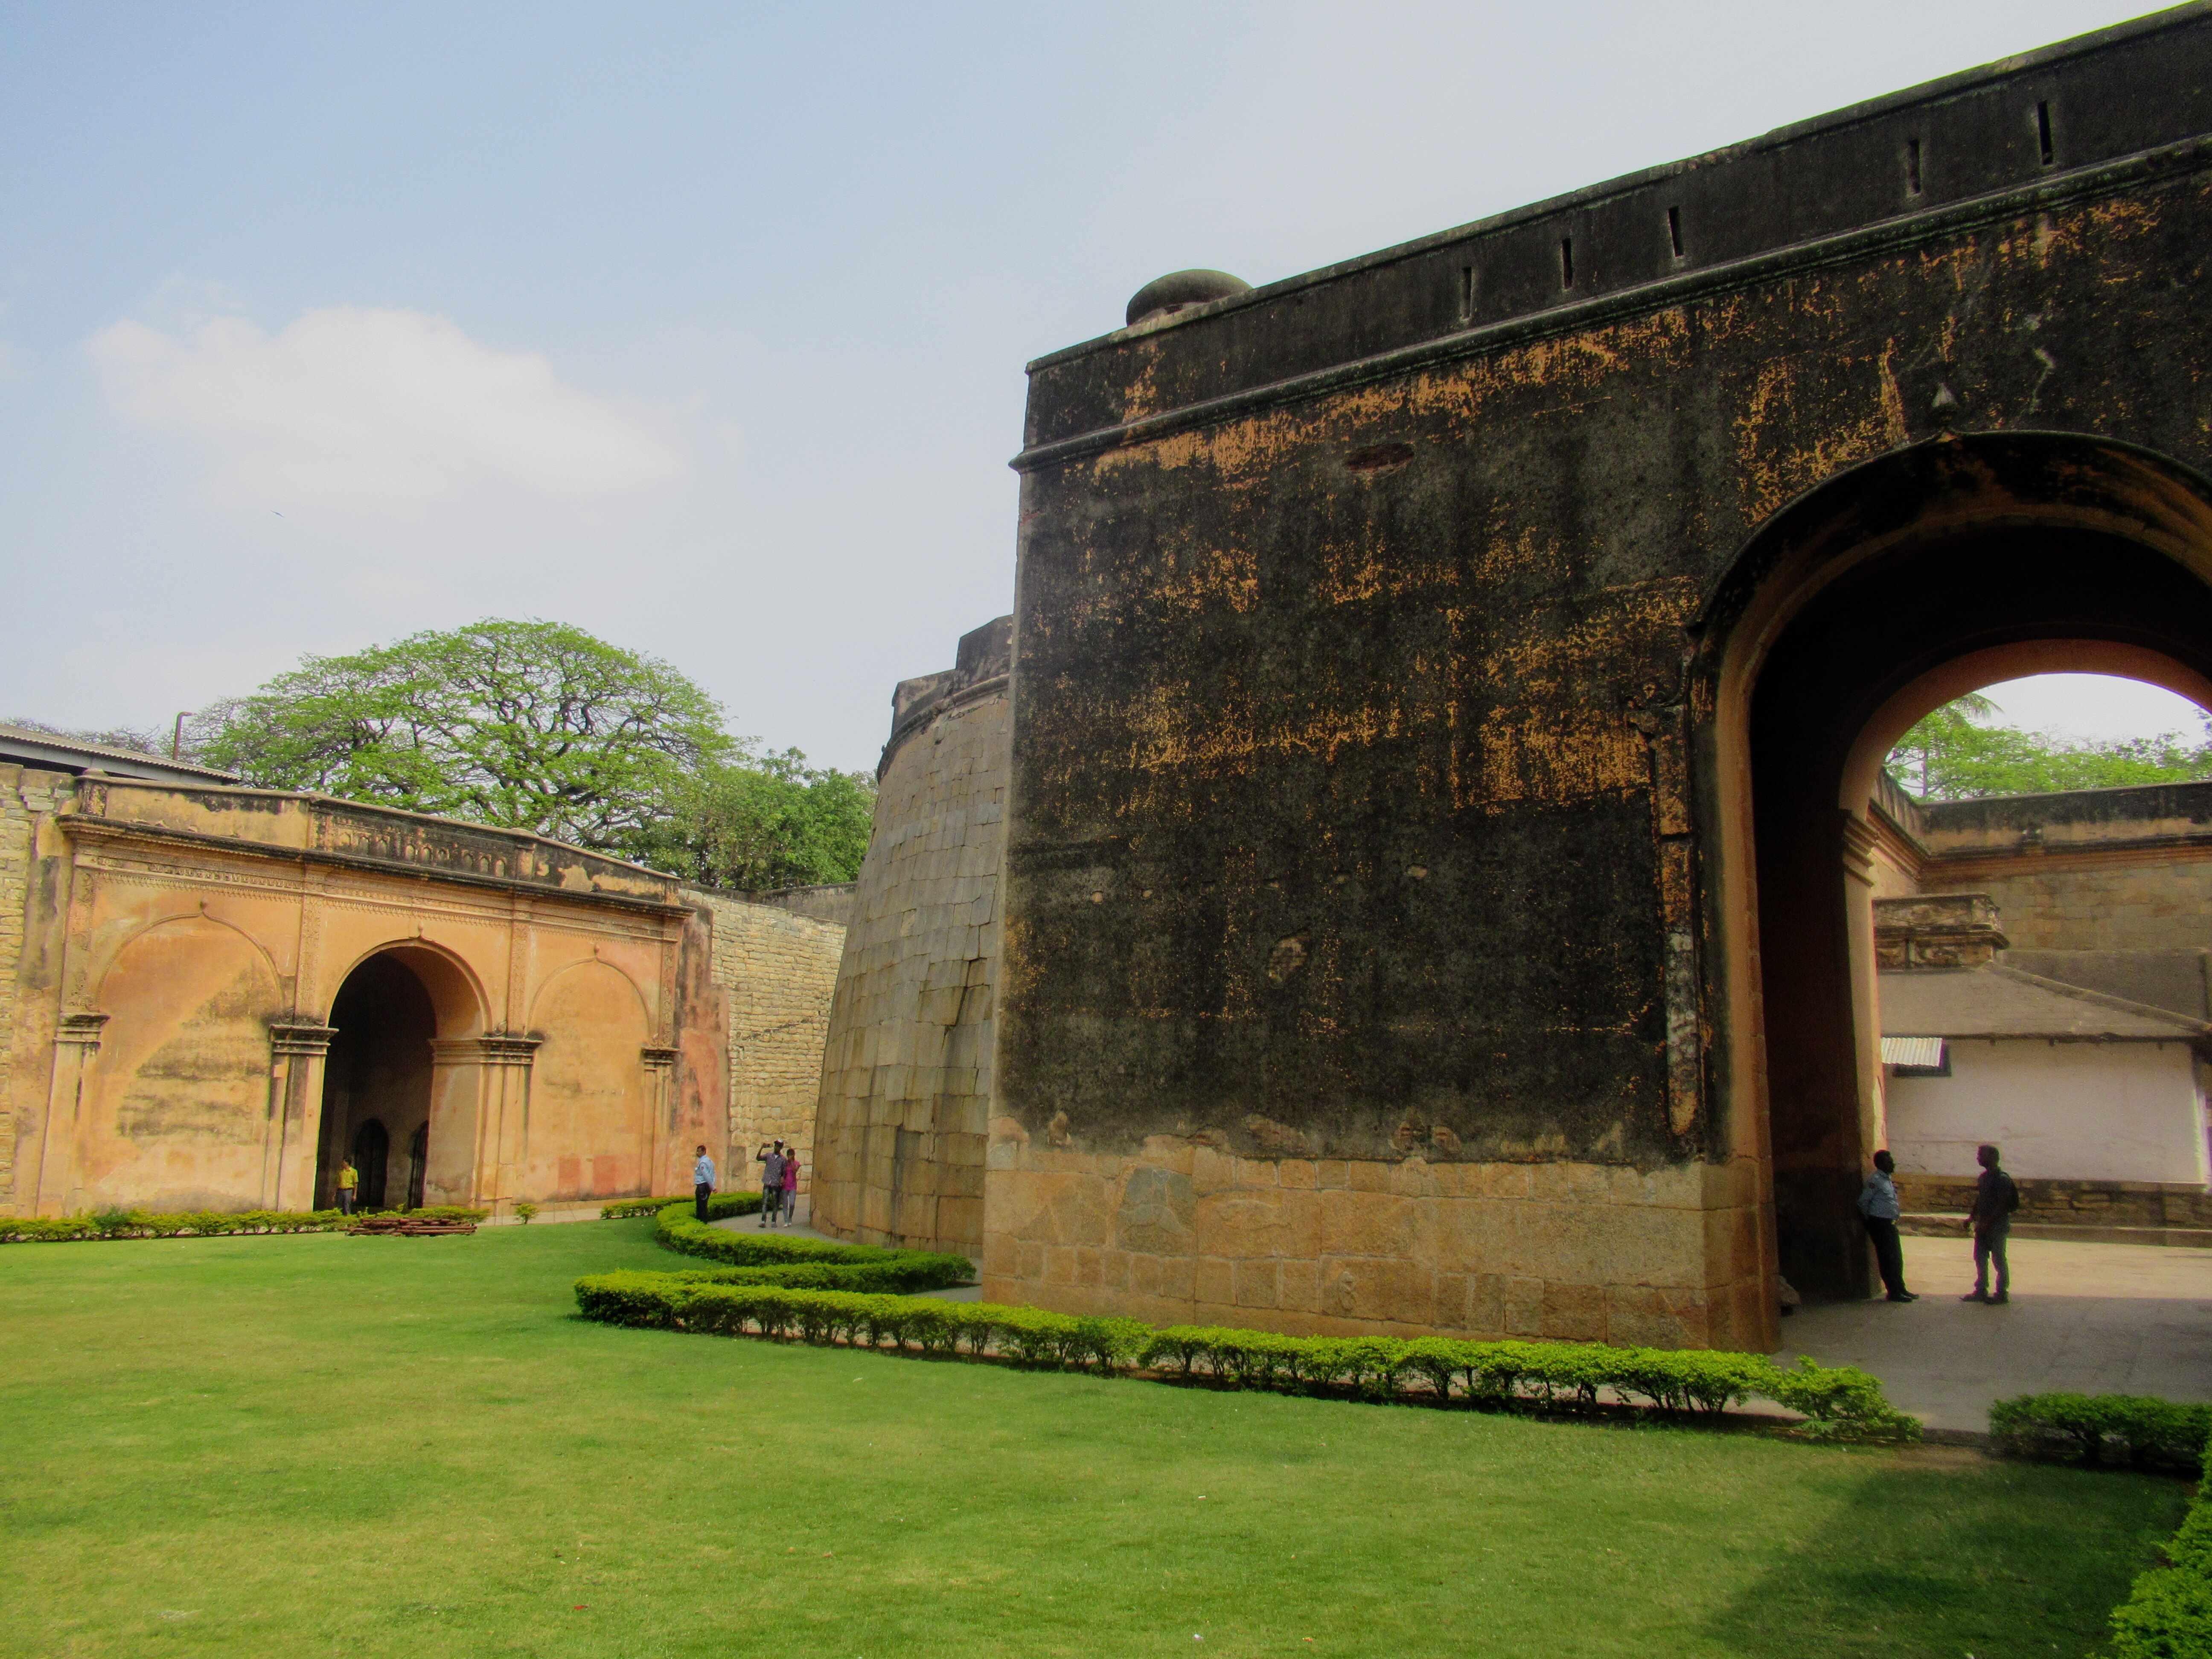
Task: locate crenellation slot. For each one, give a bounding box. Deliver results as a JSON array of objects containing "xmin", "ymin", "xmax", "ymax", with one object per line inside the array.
[
  {"xmin": 1906, "ymin": 137, "xmax": 1923, "ymax": 195},
  {"xmin": 1560, "ymin": 236, "xmax": 1575, "ymax": 289},
  {"xmin": 1459, "ymin": 264, "xmax": 1474, "ymax": 323},
  {"xmin": 1667, "ymin": 205, "xmax": 1683, "ymax": 259},
  {"xmin": 2037, "ymin": 100, "xmax": 2055, "ymax": 166}
]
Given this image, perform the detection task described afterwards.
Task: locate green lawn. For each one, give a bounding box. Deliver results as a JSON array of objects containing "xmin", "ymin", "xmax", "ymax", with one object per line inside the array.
[{"xmin": 0, "ymin": 1221, "xmax": 2184, "ymax": 1659}]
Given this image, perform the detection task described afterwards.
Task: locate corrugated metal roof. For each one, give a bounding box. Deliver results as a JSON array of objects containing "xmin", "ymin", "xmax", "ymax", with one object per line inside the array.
[
  {"xmin": 0, "ymin": 723, "xmax": 238, "ymax": 785},
  {"xmin": 1880, "ymin": 1036, "xmax": 1946, "ymax": 1068}
]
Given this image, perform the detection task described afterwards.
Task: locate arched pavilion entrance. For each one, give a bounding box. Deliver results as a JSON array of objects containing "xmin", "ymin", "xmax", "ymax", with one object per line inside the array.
[
  {"xmin": 313, "ymin": 946, "xmax": 484, "ymax": 1212},
  {"xmin": 1703, "ymin": 433, "xmax": 2212, "ymax": 1303}
]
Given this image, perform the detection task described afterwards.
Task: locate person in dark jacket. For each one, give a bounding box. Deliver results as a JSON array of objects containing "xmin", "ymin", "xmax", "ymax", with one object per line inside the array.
[
  {"xmin": 1962, "ymin": 1143, "xmax": 2021, "ymax": 1304},
  {"xmin": 1857, "ymin": 1150, "xmax": 1915, "ymax": 1302}
]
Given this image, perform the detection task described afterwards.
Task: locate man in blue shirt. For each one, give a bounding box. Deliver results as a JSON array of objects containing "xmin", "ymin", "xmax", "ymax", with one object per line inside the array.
[
  {"xmin": 1857, "ymin": 1149, "xmax": 1915, "ymax": 1303},
  {"xmin": 693, "ymin": 1145, "xmax": 716, "ymax": 1223}
]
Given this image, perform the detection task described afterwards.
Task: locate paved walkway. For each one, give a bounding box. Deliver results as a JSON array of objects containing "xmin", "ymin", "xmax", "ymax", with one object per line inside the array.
[
  {"xmin": 1780, "ymin": 1234, "xmax": 2212, "ymax": 1432},
  {"xmin": 707, "ymin": 1202, "xmax": 984, "ymax": 1299},
  {"xmin": 708, "ymin": 1208, "xmax": 2209, "ymax": 1431}
]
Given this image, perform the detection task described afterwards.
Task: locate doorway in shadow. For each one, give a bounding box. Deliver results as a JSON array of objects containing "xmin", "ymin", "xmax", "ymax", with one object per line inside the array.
[{"xmin": 316, "ymin": 955, "xmax": 438, "ymax": 1211}]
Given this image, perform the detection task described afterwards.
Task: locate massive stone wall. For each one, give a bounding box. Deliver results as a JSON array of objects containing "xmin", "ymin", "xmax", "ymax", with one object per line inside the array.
[
  {"xmin": 991, "ymin": 10, "xmax": 2212, "ymax": 1343},
  {"xmin": 811, "ymin": 619, "xmax": 1010, "ymax": 1256},
  {"xmin": 683, "ymin": 887, "xmax": 846, "ymax": 1190}
]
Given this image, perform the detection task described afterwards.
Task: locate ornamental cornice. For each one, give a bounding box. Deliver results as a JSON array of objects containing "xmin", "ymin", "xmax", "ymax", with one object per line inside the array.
[
  {"xmin": 430, "ymin": 1033, "xmax": 543, "ymax": 1066},
  {"xmin": 268, "ymin": 1022, "xmax": 341, "ymax": 1057},
  {"xmin": 55, "ymin": 1011, "xmax": 109, "ymax": 1049}
]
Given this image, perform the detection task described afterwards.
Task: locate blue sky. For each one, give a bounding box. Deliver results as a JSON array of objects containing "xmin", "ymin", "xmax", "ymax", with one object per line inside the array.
[{"xmin": 0, "ymin": 0, "xmax": 2183, "ymax": 771}]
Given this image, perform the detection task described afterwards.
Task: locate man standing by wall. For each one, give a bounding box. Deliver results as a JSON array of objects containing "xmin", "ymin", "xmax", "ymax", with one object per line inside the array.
[
  {"xmin": 693, "ymin": 1144, "xmax": 716, "ymax": 1224},
  {"xmin": 1857, "ymin": 1150, "xmax": 1915, "ymax": 1303},
  {"xmin": 337, "ymin": 1159, "xmax": 360, "ymax": 1217},
  {"xmin": 1963, "ymin": 1143, "xmax": 2021, "ymax": 1304}
]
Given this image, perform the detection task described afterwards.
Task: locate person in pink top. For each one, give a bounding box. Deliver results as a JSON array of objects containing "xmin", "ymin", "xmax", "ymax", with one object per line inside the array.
[{"xmin": 780, "ymin": 1148, "xmax": 800, "ymax": 1227}]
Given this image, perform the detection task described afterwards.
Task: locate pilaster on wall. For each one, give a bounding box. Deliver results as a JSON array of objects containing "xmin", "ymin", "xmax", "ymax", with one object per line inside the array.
[{"xmin": 0, "ymin": 767, "xmax": 75, "ymax": 1216}]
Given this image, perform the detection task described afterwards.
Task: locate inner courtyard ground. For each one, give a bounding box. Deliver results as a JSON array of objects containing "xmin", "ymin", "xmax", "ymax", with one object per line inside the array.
[{"xmin": 0, "ymin": 1220, "xmax": 2185, "ymax": 1658}]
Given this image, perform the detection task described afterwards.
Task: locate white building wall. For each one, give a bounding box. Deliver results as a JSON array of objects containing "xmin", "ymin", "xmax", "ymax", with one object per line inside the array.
[{"xmin": 1887, "ymin": 1039, "xmax": 2210, "ymax": 1184}]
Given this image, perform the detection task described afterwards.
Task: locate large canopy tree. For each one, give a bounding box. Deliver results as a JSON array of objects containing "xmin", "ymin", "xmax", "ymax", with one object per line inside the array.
[
  {"xmin": 640, "ymin": 748, "xmax": 877, "ymax": 892},
  {"xmin": 193, "ymin": 620, "xmax": 714, "ymax": 863},
  {"xmin": 196, "ymin": 619, "xmax": 875, "ymax": 882},
  {"xmin": 1885, "ymin": 692, "xmax": 2212, "ymax": 800}
]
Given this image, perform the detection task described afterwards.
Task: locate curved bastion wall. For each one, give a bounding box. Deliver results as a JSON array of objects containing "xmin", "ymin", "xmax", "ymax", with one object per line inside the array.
[{"xmin": 809, "ymin": 617, "xmax": 1011, "ymax": 1257}]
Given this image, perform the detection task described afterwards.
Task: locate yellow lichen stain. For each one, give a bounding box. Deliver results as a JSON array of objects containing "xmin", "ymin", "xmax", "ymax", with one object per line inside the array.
[
  {"xmin": 1467, "ymin": 707, "xmax": 1647, "ymax": 814},
  {"xmin": 1313, "ymin": 522, "xmax": 1460, "ymax": 606},
  {"xmin": 1480, "ymin": 577, "xmax": 1702, "ymax": 702},
  {"xmin": 1876, "ymin": 341, "xmax": 1909, "ymax": 449},
  {"xmin": 1731, "ymin": 354, "xmax": 1895, "ymax": 527}
]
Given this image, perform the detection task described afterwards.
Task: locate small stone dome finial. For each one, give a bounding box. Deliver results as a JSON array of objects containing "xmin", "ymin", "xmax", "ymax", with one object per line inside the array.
[{"xmin": 1126, "ymin": 269, "xmax": 1252, "ymax": 328}]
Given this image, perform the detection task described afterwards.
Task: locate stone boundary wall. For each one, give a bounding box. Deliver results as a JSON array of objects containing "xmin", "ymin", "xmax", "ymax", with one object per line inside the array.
[
  {"xmin": 983, "ymin": 1132, "xmax": 1768, "ymax": 1350},
  {"xmin": 682, "ymin": 888, "xmax": 846, "ymax": 1193},
  {"xmin": 1897, "ymin": 1171, "xmax": 2212, "ymax": 1231}
]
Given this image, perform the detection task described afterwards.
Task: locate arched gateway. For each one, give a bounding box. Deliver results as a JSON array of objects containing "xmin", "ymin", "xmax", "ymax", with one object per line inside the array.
[
  {"xmin": 3, "ymin": 786, "xmax": 729, "ymax": 1220},
  {"xmin": 978, "ymin": 7, "xmax": 2212, "ymax": 1351},
  {"xmin": 1700, "ymin": 434, "xmax": 2212, "ymax": 1302}
]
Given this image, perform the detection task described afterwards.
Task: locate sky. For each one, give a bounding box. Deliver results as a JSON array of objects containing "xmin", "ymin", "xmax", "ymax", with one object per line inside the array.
[{"xmin": 0, "ymin": 0, "xmax": 2192, "ymax": 773}]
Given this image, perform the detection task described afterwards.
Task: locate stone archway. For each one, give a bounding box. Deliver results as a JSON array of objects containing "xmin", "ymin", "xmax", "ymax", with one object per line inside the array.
[
  {"xmin": 1699, "ymin": 433, "xmax": 2212, "ymax": 1302},
  {"xmin": 316, "ymin": 956, "xmax": 437, "ymax": 1211}
]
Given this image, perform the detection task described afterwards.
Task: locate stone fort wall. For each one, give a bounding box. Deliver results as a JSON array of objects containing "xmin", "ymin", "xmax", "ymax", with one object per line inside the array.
[
  {"xmin": 683, "ymin": 887, "xmax": 846, "ymax": 1195},
  {"xmin": 810, "ymin": 618, "xmax": 1010, "ymax": 1256}
]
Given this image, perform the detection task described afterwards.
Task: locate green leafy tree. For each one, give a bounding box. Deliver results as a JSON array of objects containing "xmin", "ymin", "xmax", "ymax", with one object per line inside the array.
[
  {"xmin": 194, "ymin": 620, "xmax": 734, "ymax": 861},
  {"xmin": 1886, "ymin": 693, "xmax": 2212, "ymax": 800},
  {"xmin": 643, "ymin": 748, "xmax": 876, "ymax": 890}
]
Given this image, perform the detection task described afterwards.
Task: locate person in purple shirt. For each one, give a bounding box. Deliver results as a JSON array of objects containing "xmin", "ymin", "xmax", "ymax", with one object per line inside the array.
[{"xmin": 756, "ymin": 1141, "xmax": 787, "ymax": 1228}]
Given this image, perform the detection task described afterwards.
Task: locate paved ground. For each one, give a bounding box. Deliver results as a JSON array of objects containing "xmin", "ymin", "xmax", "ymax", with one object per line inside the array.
[
  {"xmin": 712, "ymin": 1208, "xmax": 2209, "ymax": 1431},
  {"xmin": 1780, "ymin": 1234, "xmax": 2212, "ymax": 1431}
]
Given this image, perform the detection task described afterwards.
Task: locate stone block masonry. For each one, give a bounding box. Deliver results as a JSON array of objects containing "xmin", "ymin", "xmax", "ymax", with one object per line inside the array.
[
  {"xmin": 811, "ymin": 618, "xmax": 1010, "ymax": 1258},
  {"xmin": 682, "ymin": 888, "xmax": 846, "ymax": 1189}
]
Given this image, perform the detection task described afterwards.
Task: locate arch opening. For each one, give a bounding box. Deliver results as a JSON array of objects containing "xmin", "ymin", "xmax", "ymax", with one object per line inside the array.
[
  {"xmin": 315, "ymin": 955, "xmax": 441, "ymax": 1211},
  {"xmin": 1711, "ymin": 436, "xmax": 2212, "ymax": 1305}
]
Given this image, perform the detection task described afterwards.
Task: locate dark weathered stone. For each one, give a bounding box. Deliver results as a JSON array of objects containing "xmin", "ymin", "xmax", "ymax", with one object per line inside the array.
[{"xmin": 992, "ymin": 7, "xmax": 2212, "ymax": 1333}]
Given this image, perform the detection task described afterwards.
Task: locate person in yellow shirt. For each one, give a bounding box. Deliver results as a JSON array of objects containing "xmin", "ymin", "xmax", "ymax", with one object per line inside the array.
[{"xmin": 337, "ymin": 1159, "xmax": 360, "ymax": 1216}]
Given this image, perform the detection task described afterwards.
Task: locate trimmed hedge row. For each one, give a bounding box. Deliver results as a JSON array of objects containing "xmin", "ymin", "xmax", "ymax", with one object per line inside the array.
[
  {"xmin": 600, "ymin": 1193, "xmax": 764, "ymax": 1221},
  {"xmin": 2109, "ymin": 1436, "xmax": 2212, "ymax": 1658},
  {"xmin": 1989, "ymin": 1392, "xmax": 2212, "ymax": 1470},
  {"xmin": 648, "ymin": 1200, "xmax": 973, "ymax": 1278},
  {"xmin": 571, "ymin": 1274, "xmax": 1918, "ymax": 1440},
  {"xmin": 0, "ymin": 1205, "xmax": 489, "ymax": 1243}
]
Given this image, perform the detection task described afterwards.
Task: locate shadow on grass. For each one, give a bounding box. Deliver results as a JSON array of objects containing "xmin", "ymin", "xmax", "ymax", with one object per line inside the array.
[{"xmin": 1696, "ymin": 1451, "xmax": 2186, "ymax": 1658}]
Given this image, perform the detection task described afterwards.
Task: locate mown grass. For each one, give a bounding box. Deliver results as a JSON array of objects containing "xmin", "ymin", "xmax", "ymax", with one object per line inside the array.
[{"xmin": 0, "ymin": 1219, "xmax": 2184, "ymax": 1658}]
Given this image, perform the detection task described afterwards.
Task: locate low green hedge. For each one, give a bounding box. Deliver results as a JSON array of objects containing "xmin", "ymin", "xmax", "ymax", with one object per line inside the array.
[
  {"xmin": 1989, "ymin": 1392, "xmax": 2212, "ymax": 1470},
  {"xmin": 0, "ymin": 1205, "xmax": 489, "ymax": 1243},
  {"xmin": 571, "ymin": 1274, "xmax": 1917, "ymax": 1440},
  {"xmin": 648, "ymin": 1200, "xmax": 972, "ymax": 1278},
  {"xmin": 600, "ymin": 1193, "xmax": 764, "ymax": 1221},
  {"xmin": 2108, "ymin": 1432, "xmax": 2212, "ymax": 1658}
]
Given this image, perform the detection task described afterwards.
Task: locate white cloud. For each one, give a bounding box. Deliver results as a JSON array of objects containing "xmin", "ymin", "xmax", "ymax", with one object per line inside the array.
[{"xmin": 87, "ymin": 305, "xmax": 686, "ymax": 513}]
